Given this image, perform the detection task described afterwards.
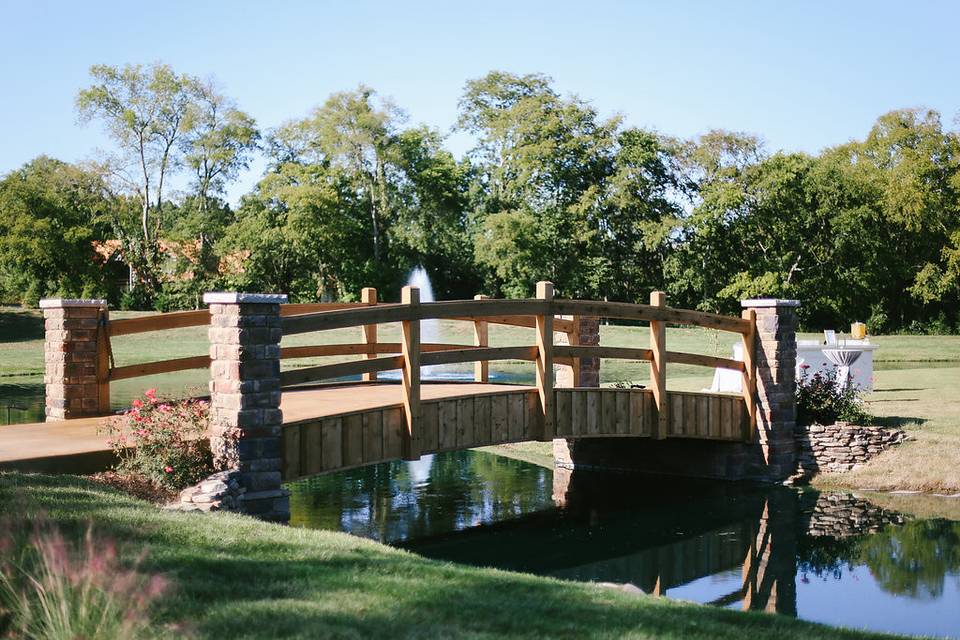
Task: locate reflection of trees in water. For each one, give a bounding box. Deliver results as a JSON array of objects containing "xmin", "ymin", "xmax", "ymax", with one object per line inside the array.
[
  {"xmin": 799, "ymin": 517, "xmax": 960, "ymax": 599},
  {"xmin": 288, "ymin": 451, "xmax": 552, "ymax": 544},
  {"xmin": 292, "ymin": 455, "xmax": 960, "ymax": 610},
  {"xmin": 860, "ymin": 519, "xmax": 960, "ymax": 599}
]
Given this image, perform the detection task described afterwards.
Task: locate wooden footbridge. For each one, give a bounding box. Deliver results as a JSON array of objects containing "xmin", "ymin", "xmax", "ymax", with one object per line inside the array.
[{"xmin": 3, "ymin": 284, "xmax": 769, "ymax": 490}]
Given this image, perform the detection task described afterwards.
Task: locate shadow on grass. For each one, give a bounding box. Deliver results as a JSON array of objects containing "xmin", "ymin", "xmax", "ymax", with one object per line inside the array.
[
  {"xmin": 0, "ymin": 308, "xmax": 44, "ymax": 343},
  {"xmin": 871, "ymin": 416, "xmax": 927, "ymax": 429},
  {"xmin": 0, "ymin": 473, "xmax": 898, "ymax": 640}
]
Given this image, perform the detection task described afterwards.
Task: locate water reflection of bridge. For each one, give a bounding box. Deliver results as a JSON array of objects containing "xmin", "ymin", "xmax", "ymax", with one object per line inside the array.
[{"xmin": 403, "ymin": 470, "xmax": 799, "ymax": 615}]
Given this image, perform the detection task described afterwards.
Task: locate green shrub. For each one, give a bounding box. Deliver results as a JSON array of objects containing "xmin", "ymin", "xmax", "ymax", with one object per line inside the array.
[
  {"xmin": 103, "ymin": 390, "xmax": 233, "ymax": 491},
  {"xmin": 796, "ymin": 366, "xmax": 871, "ymax": 425}
]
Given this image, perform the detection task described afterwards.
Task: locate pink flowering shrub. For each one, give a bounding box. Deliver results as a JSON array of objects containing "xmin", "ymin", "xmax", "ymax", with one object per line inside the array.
[
  {"xmin": 104, "ymin": 389, "xmax": 230, "ymax": 491},
  {"xmin": 796, "ymin": 366, "xmax": 872, "ymax": 426},
  {"xmin": 0, "ymin": 514, "xmax": 167, "ymax": 639}
]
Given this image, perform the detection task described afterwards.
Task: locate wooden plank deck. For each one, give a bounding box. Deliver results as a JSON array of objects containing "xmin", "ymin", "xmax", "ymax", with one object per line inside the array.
[{"xmin": 0, "ymin": 383, "xmax": 532, "ymax": 475}]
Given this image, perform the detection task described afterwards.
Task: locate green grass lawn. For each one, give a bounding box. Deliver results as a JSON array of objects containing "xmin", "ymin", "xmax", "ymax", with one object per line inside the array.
[{"xmin": 0, "ymin": 472, "xmax": 912, "ymax": 640}]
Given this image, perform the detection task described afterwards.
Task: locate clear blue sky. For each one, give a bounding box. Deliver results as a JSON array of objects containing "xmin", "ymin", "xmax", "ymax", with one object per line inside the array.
[{"xmin": 1, "ymin": 0, "xmax": 957, "ymax": 203}]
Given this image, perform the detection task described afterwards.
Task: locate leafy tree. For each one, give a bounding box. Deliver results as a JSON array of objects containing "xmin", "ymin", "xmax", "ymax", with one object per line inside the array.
[
  {"xmin": 602, "ymin": 128, "xmax": 684, "ymax": 302},
  {"xmin": 220, "ymin": 163, "xmax": 369, "ymax": 300},
  {"xmin": 259, "ymin": 87, "xmax": 472, "ymax": 299},
  {"xmin": 77, "ymin": 63, "xmax": 197, "ymax": 294},
  {"xmin": 0, "ymin": 157, "xmax": 114, "ymax": 305},
  {"xmin": 665, "ymin": 130, "xmax": 765, "ymax": 312},
  {"xmin": 77, "ymin": 64, "xmax": 259, "ymax": 307},
  {"xmin": 183, "ymin": 79, "xmax": 260, "ymax": 216},
  {"xmin": 458, "ymin": 71, "xmax": 618, "ymax": 298}
]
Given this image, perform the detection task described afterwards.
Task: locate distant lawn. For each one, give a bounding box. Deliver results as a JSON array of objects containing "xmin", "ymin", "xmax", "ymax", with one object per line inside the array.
[{"xmin": 0, "ymin": 472, "xmax": 908, "ymax": 640}]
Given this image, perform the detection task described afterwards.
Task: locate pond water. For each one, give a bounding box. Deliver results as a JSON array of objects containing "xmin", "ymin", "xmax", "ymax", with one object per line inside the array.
[{"xmin": 289, "ymin": 450, "xmax": 960, "ymax": 639}]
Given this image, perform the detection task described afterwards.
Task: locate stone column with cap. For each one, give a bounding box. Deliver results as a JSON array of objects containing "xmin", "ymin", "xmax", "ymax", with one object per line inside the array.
[
  {"xmin": 40, "ymin": 298, "xmax": 108, "ymax": 421},
  {"xmin": 204, "ymin": 292, "xmax": 289, "ymax": 522},
  {"xmin": 741, "ymin": 299, "xmax": 799, "ymax": 480}
]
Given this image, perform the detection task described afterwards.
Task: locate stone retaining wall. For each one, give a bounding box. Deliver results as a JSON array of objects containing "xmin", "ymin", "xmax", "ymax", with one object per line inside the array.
[
  {"xmin": 170, "ymin": 470, "xmax": 246, "ymax": 513},
  {"xmin": 795, "ymin": 422, "xmax": 907, "ymax": 476}
]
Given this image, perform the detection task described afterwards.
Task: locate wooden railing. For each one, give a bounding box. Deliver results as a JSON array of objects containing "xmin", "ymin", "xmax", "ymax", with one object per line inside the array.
[{"xmin": 96, "ymin": 284, "xmax": 758, "ymax": 452}]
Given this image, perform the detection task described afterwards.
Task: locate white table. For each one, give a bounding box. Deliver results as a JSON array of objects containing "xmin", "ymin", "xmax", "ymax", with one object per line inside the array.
[{"xmin": 797, "ymin": 341, "xmax": 877, "ymax": 391}]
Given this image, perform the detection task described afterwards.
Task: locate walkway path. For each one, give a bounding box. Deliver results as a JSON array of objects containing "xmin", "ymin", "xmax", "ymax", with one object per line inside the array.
[{"xmin": 0, "ymin": 382, "xmax": 531, "ymax": 474}]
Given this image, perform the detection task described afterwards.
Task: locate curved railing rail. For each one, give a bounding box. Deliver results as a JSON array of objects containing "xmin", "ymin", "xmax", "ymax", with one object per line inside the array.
[{"xmin": 95, "ymin": 283, "xmax": 758, "ymax": 445}]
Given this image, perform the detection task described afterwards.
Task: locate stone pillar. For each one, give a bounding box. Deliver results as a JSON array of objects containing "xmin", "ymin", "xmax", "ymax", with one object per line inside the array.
[
  {"xmin": 741, "ymin": 299, "xmax": 799, "ymax": 481},
  {"xmin": 553, "ymin": 315, "xmax": 600, "ymax": 473},
  {"xmin": 204, "ymin": 292, "xmax": 289, "ymax": 522},
  {"xmin": 554, "ymin": 316, "xmax": 600, "ymax": 388},
  {"xmin": 40, "ymin": 298, "xmax": 108, "ymax": 421}
]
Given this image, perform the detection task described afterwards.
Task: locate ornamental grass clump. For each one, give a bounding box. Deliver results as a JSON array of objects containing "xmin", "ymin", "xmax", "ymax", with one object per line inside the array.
[
  {"xmin": 0, "ymin": 513, "xmax": 168, "ymax": 639},
  {"xmin": 104, "ymin": 389, "xmax": 231, "ymax": 492},
  {"xmin": 796, "ymin": 366, "xmax": 872, "ymax": 426}
]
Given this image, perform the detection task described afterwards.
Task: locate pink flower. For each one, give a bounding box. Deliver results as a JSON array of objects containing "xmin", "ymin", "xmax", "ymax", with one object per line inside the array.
[
  {"xmin": 137, "ymin": 429, "xmax": 147, "ymax": 437},
  {"xmin": 145, "ymin": 388, "xmax": 158, "ymax": 402},
  {"xmin": 164, "ymin": 466, "xmax": 173, "ymax": 473},
  {"xmin": 800, "ymin": 364, "xmax": 810, "ymax": 369},
  {"xmin": 131, "ymin": 399, "xmax": 143, "ymax": 409}
]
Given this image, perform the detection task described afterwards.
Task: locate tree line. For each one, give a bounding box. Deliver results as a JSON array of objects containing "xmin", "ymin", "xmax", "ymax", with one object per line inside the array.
[{"xmin": 1, "ymin": 64, "xmax": 958, "ymax": 332}]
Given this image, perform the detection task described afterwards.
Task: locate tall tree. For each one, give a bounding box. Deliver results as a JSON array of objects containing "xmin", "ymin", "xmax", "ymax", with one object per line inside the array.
[
  {"xmin": 77, "ymin": 63, "xmax": 198, "ymax": 293},
  {"xmin": 262, "ymin": 87, "xmax": 471, "ymax": 297},
  {"xmin": 182, "ymin": 79, "xmax": 260, "ymax": 216},
  {"xmin": 602, "ymin": 128, "xmax": 684, "ymax": 302},
  {"xmin": 458, "ymin": 71, "xmax": 619, "ymax": 298}
]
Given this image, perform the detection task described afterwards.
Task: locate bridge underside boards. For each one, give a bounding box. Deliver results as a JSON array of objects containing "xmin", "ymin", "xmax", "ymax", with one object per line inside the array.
[
  {"xmin": 281, "ymin": 385, "xmax": 747, "ymax": 481},
  {"xmin": 555, "ymin": 388, "xmax": 746, "ymax": 441},
  {"xmin": 281, "ymin": 386, "xmax": 542, "ymax": 482}
]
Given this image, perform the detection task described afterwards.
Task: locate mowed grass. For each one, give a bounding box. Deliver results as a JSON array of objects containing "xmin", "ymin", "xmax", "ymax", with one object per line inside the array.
[
  {"xmin": 0, "ymin": 472, "xmax": 912, "ymax": 640},
  {"xmin": 814, "ymin": 364, "xmax": 960, "ymax": 494}
]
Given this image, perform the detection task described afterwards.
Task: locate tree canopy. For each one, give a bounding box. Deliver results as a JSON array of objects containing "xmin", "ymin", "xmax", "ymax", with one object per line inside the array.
[{"xmin": 1, "ymin": 66, "xmax": 958, "ymax": 333}]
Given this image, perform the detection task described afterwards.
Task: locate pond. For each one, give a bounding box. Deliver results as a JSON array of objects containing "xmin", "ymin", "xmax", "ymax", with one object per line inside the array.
[{"xmin": 289, "ymin": 450, "xmax": 960, "ymax": 639}]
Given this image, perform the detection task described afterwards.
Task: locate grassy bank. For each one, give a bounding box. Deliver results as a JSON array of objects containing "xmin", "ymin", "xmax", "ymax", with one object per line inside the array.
[
  {"xmin": 813, "ymin": 364, "xmax": 960, "ymax": 494},
  {"xmin": 0, "ymin": 472, "xmax": 910, "ymax": 640}
]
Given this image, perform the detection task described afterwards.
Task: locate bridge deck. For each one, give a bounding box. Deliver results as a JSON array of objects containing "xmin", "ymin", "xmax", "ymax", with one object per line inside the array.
[{"xmin": 0, "ymin": 383, "xmax": 531, "ymax": 475}]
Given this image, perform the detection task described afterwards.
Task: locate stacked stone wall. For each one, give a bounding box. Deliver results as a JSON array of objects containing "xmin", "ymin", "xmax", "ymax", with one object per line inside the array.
[
  {"xmin": 795, "ymin": 422, "xmax": 907, "ymax": 476},
  {"xmin": 801, "ymin": 492, "xmax": 905, "ymax": 538}
]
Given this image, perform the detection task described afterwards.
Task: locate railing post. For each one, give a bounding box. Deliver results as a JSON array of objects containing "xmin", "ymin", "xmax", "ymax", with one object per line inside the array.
[
  {"xmin": 535, "ymin": 281, "xmax": 554, "ymax": 441},
  {"xmin": 361, "ymin": 287, "xmax": 378, "ymax": 382},
  {"xmin": 39, "ymin": 298, "xmax": 108, "ymax": 421},
  {"xmin": 741, "ymin": 308, "xmax": 757, "ymax": 441},
  {"xmin": 401, "ymin": 285, "xmax": 421, "ymax": 460},
  {"xmin": 95, "ymin": 307, "xmax": 111, "ymax": 414},
  {"xmin": 649, "ymin": 290, "xmax": 668, "ymax": 439},
  {"xmin": 473, "ymin": 294, "xmax": 489, "ymax": 382}
]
